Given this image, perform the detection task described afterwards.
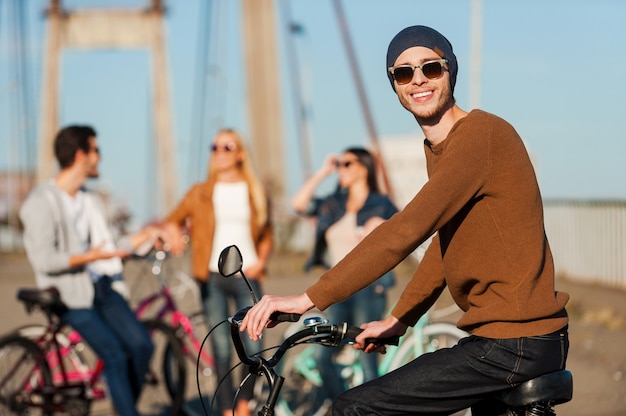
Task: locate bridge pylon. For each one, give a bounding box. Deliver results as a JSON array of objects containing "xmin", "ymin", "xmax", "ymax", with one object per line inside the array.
[{"xmin": 37, "ymin": 0, "xmax": 178, "ymax": 213}]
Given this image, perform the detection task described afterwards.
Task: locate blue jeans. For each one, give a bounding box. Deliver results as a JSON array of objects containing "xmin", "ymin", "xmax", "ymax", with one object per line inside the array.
[
  {"xmin": 61, "ymin": 277, "xmax": 154, "ymax": 416},
  {"xmin": 333, "ymin": 325, "xmax": 569, "ymax": 415},
  {"xmin": 314, "ymin": 279, "xmax": 387, "ymax": 401},
  {"xmin": 202, "ymin": 272, "xmax": 263, "ymax": 412}
]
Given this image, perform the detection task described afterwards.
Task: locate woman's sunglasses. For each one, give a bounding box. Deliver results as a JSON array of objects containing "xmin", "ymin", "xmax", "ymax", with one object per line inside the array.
[
  {"xmin": 211, "ymin": 143, "xmax": 237, "ymax": 153},
  {"xmin": 334, "ymin": 160, "xmax": 356, "ymax": 169},
  {"xmin": 388, "ymin": 59, "xmax": 448, "ymax": 85}
]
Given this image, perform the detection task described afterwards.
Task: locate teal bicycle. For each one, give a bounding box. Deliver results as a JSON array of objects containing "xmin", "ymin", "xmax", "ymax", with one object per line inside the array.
[
  {"xmin": 274, "ymin": 309, "xmax": 469, "ymax": 416},
  {"xmin": 212, "ymin": 245, "xmax": 573, "ymax": 416}
]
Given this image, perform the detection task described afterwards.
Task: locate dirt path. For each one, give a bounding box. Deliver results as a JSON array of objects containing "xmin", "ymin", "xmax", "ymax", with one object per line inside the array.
[{"xmin": 1, "ymin": 251, "xmax": 625, "ymax": 415}]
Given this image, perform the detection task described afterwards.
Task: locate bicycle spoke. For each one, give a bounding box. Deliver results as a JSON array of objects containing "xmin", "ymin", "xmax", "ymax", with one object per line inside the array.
[{"xmin": 0, "ymin": 336, "xmax": 53, "ymax": 416}]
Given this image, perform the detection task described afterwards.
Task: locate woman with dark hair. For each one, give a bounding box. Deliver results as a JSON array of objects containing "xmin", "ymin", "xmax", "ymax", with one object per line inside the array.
[{"xmin": 291, "ymin": 147, "xmax": 398, "ymax": 404}]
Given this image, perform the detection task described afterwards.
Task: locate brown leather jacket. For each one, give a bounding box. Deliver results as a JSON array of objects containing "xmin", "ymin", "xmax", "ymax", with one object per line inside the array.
[{"xmin": 164, "ymin": 178, "xmax": 272, "ymax": 282}]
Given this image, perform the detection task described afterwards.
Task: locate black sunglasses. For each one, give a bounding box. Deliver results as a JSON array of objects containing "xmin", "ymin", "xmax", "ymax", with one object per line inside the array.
[
  {"xmin": 334, "ymin": 160, "xmax": 356, "ymax": 169},
  {"xmin": 388, "ymin": 59, "xmax": 448, "ymax": 85},
  {"xmin": 211, "ymin": 143, "xmax": 237, "ymax": 153}
]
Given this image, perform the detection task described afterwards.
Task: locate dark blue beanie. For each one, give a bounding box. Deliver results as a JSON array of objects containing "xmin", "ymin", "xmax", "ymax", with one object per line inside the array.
[{"xmin": 386, "ymin": 25, "xmax": 457, "ymax": 93}]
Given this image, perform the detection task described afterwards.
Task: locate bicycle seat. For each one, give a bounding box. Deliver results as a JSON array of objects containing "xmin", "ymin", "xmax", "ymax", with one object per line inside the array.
[
  {"xmin": 495, "ymin": 370, "xmax": 573, "ymax": 407},
  {"xmin": 17, "ymin": 287, "xmax": 65, "ymax": 311}
]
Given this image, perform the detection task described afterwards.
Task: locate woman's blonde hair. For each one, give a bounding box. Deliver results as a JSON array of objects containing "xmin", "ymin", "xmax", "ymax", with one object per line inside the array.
[{"xmin": 207, "ymin": 128, "xmax": 268, "ymax": 226}]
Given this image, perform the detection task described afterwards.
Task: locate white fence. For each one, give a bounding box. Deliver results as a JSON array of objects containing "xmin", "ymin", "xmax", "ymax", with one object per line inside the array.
[
  {"xmin": 544, "ymin": 200, "xmax": 626, "ymax": 289},
  {"xmin": 3, "ymin": 199, "xmax": 626, "ymax": 290}
]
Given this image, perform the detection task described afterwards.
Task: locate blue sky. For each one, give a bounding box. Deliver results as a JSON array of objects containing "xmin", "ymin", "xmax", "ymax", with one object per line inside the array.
[{"xmin": 1, "ymin": 0, "xmax": 625, "ymax": 228}]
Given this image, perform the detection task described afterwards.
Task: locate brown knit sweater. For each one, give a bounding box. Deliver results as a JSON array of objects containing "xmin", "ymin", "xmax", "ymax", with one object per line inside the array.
[{"xmin": 306, "ymin": 110, "xmax": 569, "ymax": 338}]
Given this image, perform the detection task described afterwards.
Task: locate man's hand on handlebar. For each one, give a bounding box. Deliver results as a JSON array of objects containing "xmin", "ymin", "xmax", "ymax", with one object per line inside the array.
[
  {"xmin": 355, "ymin": 315, "xmax": 408, "ymax": 354},
  {"xmin": 240, "ymin": 293, "xmax": 315, "ymax": 341}
]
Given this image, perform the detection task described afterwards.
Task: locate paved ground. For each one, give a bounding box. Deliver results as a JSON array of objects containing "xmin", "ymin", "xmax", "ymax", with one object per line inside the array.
[{"xmin": 1, "ymin": 250, "xmax": 625, "ymax": 415}]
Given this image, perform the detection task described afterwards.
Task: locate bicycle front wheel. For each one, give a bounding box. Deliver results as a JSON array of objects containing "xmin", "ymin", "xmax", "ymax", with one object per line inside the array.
[
  {"xmin": 274, "ymin": 345, "xmax": 331, "ymax": 416},
  {"xmin": 387, "ymin": 323, "xmax": 471, "ymax": 416},
  {"xmin": 138, "ymin": 320, "xmax": 186, "ymax": 416},
  {"xmin": 388, "ymin": 322, "xmax": 468, "ymax": 371},
  {"xmin": 0, "ymin": 335, "xmax": 53, "ymax": 416}
]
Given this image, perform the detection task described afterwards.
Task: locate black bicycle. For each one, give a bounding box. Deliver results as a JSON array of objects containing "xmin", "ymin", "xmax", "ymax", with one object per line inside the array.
[{"xmin": 212, "ymin": 245, "xmax": 573, "ymax": 416}]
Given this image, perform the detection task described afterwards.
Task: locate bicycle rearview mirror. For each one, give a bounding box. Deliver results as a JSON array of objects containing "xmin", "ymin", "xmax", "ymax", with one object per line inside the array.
[
  {"xmin": 218, "ymin": 245, "xmax": 243, "ymax": 277},
  {"xmin": 218, "ymin": 244, "xmax": 259, "ymax": 304}
]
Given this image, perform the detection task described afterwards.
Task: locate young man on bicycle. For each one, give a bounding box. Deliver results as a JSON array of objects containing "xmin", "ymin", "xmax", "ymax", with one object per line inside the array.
[
  {"xmin": 241, "ymin": 25, "xmax": 570, "ymax": 415},
  {"xmin": 20, "ymin": 125, "xmax": 162, "ymax": 416}
]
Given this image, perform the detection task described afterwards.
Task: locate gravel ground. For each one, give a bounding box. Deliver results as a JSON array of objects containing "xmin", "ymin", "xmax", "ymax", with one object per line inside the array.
[{"xmin": 1, "ymin": 251, "xmax": 625, "ymax": 415}]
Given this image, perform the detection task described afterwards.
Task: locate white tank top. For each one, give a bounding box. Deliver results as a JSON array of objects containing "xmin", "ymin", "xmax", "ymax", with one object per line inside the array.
[
  {"xmin": 209, "ymin": 181, "xmax": 259, "ymax": 272},
  {"xmin": 325, "ymin": 212, "xmax": 361, "ymax": 267}
]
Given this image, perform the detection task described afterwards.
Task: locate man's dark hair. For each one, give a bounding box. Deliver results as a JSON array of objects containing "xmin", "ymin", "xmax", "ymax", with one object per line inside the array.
[{"xmin": 54, "ymin": 125, "xmax": 97, "ymax": 168}]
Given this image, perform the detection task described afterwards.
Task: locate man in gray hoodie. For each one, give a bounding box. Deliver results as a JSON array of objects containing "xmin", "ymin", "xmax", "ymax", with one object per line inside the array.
[{"xmin": 20, "ymin": 125, "xmax": 160, "ymax": 416}]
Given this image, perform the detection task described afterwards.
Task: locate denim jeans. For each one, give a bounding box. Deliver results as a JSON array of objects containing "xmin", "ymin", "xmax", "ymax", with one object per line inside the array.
[
  {"xmin": 314, "ymin": 281, "xmax": 387, "ymax": 401},
  {"xmin": 333, "ymin": 325, "xmax": 569, "ymax": 416},
  {"xmin": 60, "ymin": 276, "xmax": 154, "ymax": 416},
  {"xmin": 202, "ymin": 272, "xmax": 263, "ymax": 412}
]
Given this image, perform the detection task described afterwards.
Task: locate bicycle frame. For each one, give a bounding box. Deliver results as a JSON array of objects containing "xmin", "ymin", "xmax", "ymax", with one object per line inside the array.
[
  {"xmin": 133, "ymin": 250, "xmax": 214, "ymax": 368},
  {"xmin": 16, "ymin": 251, "xmax": 213, "ymax": 404},
  {"xmin": 216, "ymin": 245, "xmax": 398, "ymax": 416},
  {"xmin": 44, "ymin": 250, "xmax": 214, "ymax": 374},
  {"xmin": 286, "ymin": 309, "xmax": 457, "ymax": 387},
  {"xmin": 27, "ymin": 320, "xmax": 107, "ymax": 399},
  {"xmin": 215, "ymin": 245, "xmax": 572, "ymax": 416},
  {"xmin": 227, "ymin": 307, "xmax": 399, "ymax": 416},
  {"xmin": 6, "ymin": 287, "xmax": 188, "ymax": 416}
]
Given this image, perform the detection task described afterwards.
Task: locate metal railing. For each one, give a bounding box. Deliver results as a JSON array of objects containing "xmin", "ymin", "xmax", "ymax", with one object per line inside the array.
[{"xmin": 544, "ymin": 200, "xmax": 626, "ymax": 289}]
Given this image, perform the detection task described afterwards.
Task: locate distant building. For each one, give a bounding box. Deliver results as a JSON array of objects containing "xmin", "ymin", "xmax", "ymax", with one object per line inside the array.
[
  {"xmin": 0, "ymin": 170, "xmax": 121, "ymax": 251},
  {"xmin": 378, "ymin": 134, "xmax": 428, "ymax": 209},
  {"xmin": 378, "ymin": 134, "xmax": 431, "ymax": 261},
  {"xmin": 0, "ymin": 171, "xmax": 36, "ymax": 250},
  {"xmin": 0, "ymin": 171, "xmax": 36, "ymax": 227}
]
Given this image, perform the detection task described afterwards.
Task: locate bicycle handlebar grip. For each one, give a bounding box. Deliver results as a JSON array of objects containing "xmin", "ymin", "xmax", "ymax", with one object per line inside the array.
[
  {"xmin": 345, "ymin": 326, "xmax": 400, "ymax": 346},
  {"xmin": 269, "ymin": 312, "xmax": 301, "ymax": 323}
]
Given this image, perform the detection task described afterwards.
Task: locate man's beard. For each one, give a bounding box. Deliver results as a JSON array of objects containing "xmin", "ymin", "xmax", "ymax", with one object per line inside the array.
[{"xmin": 413, "ymin": 94, "xmax": 455, "ymax": 127}]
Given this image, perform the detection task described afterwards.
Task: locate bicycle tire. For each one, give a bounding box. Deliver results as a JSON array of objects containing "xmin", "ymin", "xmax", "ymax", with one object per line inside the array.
[
  {"xmin": 388, "ymin": 322, "xmax": 468, "ymax": 371},
  {"xmin": 274, "ymin": 345, "xmax": 331, "ymax": 416},
  {"xmin": 187, "ymin": 311, "xmax": 217, "ymax": 387},
  {"xmin": 139, "ymin": 319, "xmax": 187, "ymax": 416},
  {"xmin": 189, "ymin": 311, "xmax": 208, "ymax": 336},
  {"xmin": 273, "ymin": 314, "xmax": 350, "ymax": 416},
  {"xmin": 0, "ymin": 335, "xmax": 54, "ymax": 416},
  {"xmin": 387, "ymin": 323, "xmax": 471, "ymax": 416}
]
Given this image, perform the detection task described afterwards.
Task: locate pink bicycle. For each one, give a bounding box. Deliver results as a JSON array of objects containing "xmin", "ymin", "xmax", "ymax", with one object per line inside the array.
[
  {"xmin": 0, "ymin": 250, "xmax": 216, "ymax": 415},
  {"xmin": 0, "ymin": 287, "xmax": 185, "ymax": 416}
]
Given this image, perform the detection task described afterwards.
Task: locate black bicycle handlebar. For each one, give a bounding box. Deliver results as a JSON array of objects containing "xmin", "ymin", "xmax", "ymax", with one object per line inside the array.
[
  {"xmin": 225, "ymin": 306, "xmax": 400, "ymax": 415},
  {"xmin": 345, "ymin": 325, "xmax": 401, "ymax": 347},
  {"xmin": 216, "ymin": 245, "xmax": 402, "ymax": 415},
  {"xmin": 228, "ymin": 307, "xmax": 400, "ymax": 368}
]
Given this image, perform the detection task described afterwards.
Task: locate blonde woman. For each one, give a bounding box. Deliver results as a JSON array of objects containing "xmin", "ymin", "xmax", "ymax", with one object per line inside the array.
[{"xmin": 161, "ymin": 128, "xmax": 272, "ymax": 416}]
